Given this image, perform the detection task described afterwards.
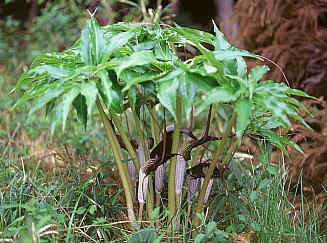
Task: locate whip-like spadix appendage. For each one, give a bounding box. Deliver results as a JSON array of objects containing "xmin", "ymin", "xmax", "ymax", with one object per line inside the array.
[{"xmin": 175, "ymin": 153, "xmax": 186, "ymax": 195}]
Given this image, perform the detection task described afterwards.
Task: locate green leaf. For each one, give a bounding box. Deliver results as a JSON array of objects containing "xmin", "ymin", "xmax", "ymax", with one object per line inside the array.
[
  {"xmin": 257, "ymin": 130, "xmax": 286, "ymax": 152},
  {"xmin": 194, "ymin": 234, "xmax": 206, "ymax": 243},
  {"xmin": 130, "ymin": 228, "xmax": 157, "ymax": 243},
  {"xmin": 90, "ymin": 15, "xmax": 106, "ymax": 65},
  {"xmin": 171, "ymin": 26, "xmax": 214, "ymax": 44},
  {"xmin": 196, "ymin": 212, "xmax": 205, "ymax": 221},
  {"xmin": 248, "ymin": 65, "xmax": 270, "ymax": 84},
  {"xmin": 185, "ymin": 72, "xmax": 217, "ymax": 91},
  {"xmin": 61, "ymin": 87, "xmax": 81, "ymax": 131},
  {"xmin": 156, "ymin": 68, "xmax": 196, "ymax": 120},
  {"xmin": 214, "ymin": 48, "xmax": 261, "ymax": 61},
  {"xmin": 175, "ymin": 26, "xmax": 222, "ymax": 70},
  {"xmin": 248, "ymin": 65, "xmax": 270, "ymax": 98},
  {"xmin": 279, "ymin": 136, "xmax": 304, "ymax": 154},
  {"xmin": 179, "ymin": 77, "xmax": 197, "ymax": 120},
  {"xmin": 100, "ymin": 31, "xmax": 135, "ymax": 63},
  {"xmin": 258, "ymin": 178, "xmax": 271, "ymax": 190},
  {"xmin": 223, "ymin": 57, "xmax": 247, "ymax": 79},
  {"xmin": 98, "ymin": 70, "xmax": 123, "ymax": 113},
  {"xmin": 235, "ymin": 98, "xmax": 252, "ymax": 139},
  {"xmin": 121, "ymin": 70, "xmax": 167, "ymax": 92},
  {"xmin": 89, "ymin": 205, "xmax": 97, "ymax": 215},
  {"xmin": 254, "ymin": 94, "xmax": 292, "ymax": 128},
  {"xmin": 45, "ymin": 98, "xmax": 56, "ymax": 117},
  {"xmin": 73, "ymin": 94, "xmax": 88, "ymax": 129},
  {"xmin": 238, "ymin": 215, "xmax": 246, "ymax": 222},
  {"xmin": 150, "ymin": 207, "xmax": 160, "ymax": 221},
  {"xmin": 212, "ymin": 20, "xmax": 231, "ymax": 50},
  {"xmin": 31, "ymin": 65, "xmax": 74, "ymax": 79},
  {"xmin": 80, "ymin": 81, "xmax": 98, "ymax": 119},
  {"xmin": 267, "ymin": 166, "xmax": 278, "ymax": 175},
  {"xmin": 80, "ymin": 18, "xmax": 92, "ymax": 65},
  {"xmin": 206, "ymin": 221, "xmax": 217, "ymax": 234},
  {"xmin": 153, "ymin": 42, "xmax": 177, "ymax": 61},
  {"xmin": 280, "ymin": 85, "xmax": 318, "ymax": 100},
  {"xmin": 15, "ymin": 72, "xmax": 39, "ymax": 89},
  {"xmin": 51, "ymin": 102, "xmax": 64, "ymax": 136},
  {"xmin": 157, "ymin": 72, "xmax": 180, "ymax": 120},
  {"xmin": 76, "ymin": 206, "xmax": 86, "ymax": 215},
  {"xmin": 250, "ymin": 191, "xmax": 258, "ymax": 201},
  {"xmin": 202, "ymin": 86, "xmax": 237, "ymax": 108},
  {"xmin": 117, "ymin": 50, "xmax": 156, "ymax": 77},
  {"xmin": 250, "ymin": 222, "xmax": 261, "ymax": 231},
  {"xmin": 27, "ymin": 82, "xmax": 74, "ymax": 120}
]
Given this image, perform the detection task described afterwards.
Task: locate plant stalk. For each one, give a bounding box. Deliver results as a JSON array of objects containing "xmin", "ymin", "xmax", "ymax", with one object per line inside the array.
[
  {"xmin": 128, "ymin": 95, "xmax": 154, "ymax": 216},
  {"xmin": 96, "ymin": 98, "xmax": 137, "ymax": 229},
  {"xmin": 109, "ymin": 110, "xmax": 141, "ymax": 172},
  {"xmin": 150, "ymin": 106, "xmax": 160, "ymax": 145},
  {"xmin": 167, "ymin": 96, "xmax": 182, "ymax": 228},
  {"xmin": 191, "ymin": 112, "xmax": 236, "ymax": 238}
]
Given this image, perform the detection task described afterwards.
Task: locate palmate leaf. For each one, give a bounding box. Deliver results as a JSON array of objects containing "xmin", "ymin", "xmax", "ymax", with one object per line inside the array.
[
  {"xmin": 121, "ymin": 70, "xmax": 168, "ymax": 92},
  {"xmin": 27, "ymin": 82, "xmax": 75, "ymax": 121},
  {"xmin": 254, "ymin": 80, "xmax": 313, "ymax": 130},
  {"xmin": 73, "ymin": 94, "xmax": 88, "ymax": 129},
  {"xmin": 100, "ymin": 31, "xmax": 135, "ymax": 63},
  {"xmin": 256, "ymin": 80, "xmax": 317, "ymax": 100},
  {"xmin": 235, "ymin": 98, "xmax": 252, "ymax": 139},
  {"xmin": 174, "ymin": 26, "xmax": 222, "ymax": 71},
  {"xmin": 254, "ymin": 93, "xmax": 292, "ymax": 128},
  {"xmin": 16, "ymin": 65, "xmax": 74, "ymax": 89},
  {"xmin": 201, "ymin": 86, "xmax": 237, "ymax": 107},
  {"xmin": 51, "ymin": 102, "xmax": 64, "ymax": 136},
  {"xmin": 185, "ymin": 72, "xmax": 217, "ymax": 91},
  {"xmin": 212, "ymin": 20, "xmax": 231, "ymax": 50},
  {"xmin": 80, "ymin": 17, "xmax": 92, "ymax": 65},
  {"xmin": 90, "ymin": 15, "xmax": 106, "ymax": 65},
  {"xmin": 213, "ymin": 48, "xmax": 261, "ymax": 61},
  {"xmin": 98, "ymin": 70, "xmax": 123, "ymax": 113},
  {"xmin": 117, "ymin": 50, "xmax": 156, "ymax": 77},
  {"xmin": 80, "ymin": 15, "xmax": 135, "ymax": 66},
  {"xmin": 178, "ymin": 77, "xmax": 197, "ymax": 120},
  {"xmin": 170, "ymin": 27, "xmax": 214, "ymax": 45},
  {"xmin": 223, "ymin": 57, "xmax": 247, "ymax": 80},
  {"xmin": 45, "ymin": 98, "xmax": 56, "ymax": 117},
  {"xmin": 156, "ymin": 68, "xmax": 197, "ymax": 120},
  {"xmin": 61, "ymin": 87, "xmax": 81, "ymax": 131},
  {"xmin": 248, "ymin": 65, "xmax": 270, "ymax": 84},
  {"xmin": 156, "ymin": 69, "xmax": 182, "ymax": 120},
  {"xmin": 153, "ymin": 42, "xmax": 178, "ymax": 61},
  {"xmin": 248, "ymin": 65, "xmax": 270, "ymax": 98},
  {"xmin": 256, "ymin": 129, "xmax": 286, "ymax": 153},
  {"xmin": 256, "ymin": 129, "xmax": 304, "ymax": 154},
  {"xmin": 80, "ymin": 81, "xmax": 98, "ymax": 119}
]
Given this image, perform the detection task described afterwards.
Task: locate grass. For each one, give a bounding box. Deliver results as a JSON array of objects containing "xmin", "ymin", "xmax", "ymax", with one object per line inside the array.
[{"xmin": 0, "ymin": 139, "xmax": 326, "ymax": 242}]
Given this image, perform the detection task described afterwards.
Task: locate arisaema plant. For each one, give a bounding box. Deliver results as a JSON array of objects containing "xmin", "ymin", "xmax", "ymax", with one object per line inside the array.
[{"xmin": 14, "ymin": 14, "xmax": 315, "ymax": 238}]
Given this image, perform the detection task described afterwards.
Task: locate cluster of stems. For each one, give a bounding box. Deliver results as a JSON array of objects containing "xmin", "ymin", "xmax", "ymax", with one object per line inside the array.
[{"xmin": 97, "ymin": 93, "xmax": 239, "ymax": 239}]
